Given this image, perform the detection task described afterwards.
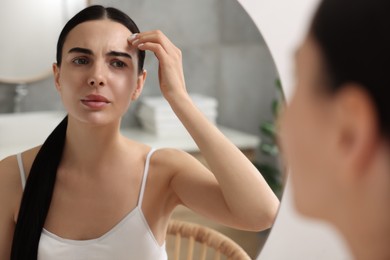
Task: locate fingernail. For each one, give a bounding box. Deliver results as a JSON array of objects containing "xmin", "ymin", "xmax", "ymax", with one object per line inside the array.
[
  {"xmin": 132, "ymin": 39, "xmax": 140, "ymax": 45},
  {"xmin": 128, "ymin": 33, "xmax": 138, "ymax": 40},
  {"xmin": 138, "ymin": 43, "xmax": 144, "ymax": 48}
]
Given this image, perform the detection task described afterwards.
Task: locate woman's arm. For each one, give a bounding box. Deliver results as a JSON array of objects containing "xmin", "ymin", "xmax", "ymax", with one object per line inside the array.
[
  {"xmin": 129, "ymin": 31, "xmax": 280, "ymax": 231},
  {"xmin": 0, "ymin": 156, "xmax": 21, "ymax": 259}
]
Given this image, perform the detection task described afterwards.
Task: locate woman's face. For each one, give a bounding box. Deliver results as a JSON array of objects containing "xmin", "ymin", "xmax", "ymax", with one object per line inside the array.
[
  {"xmin": 53, "ymin": 19, "xmax": 145, "ymax": 125},
  {"xmin": 279, "ymin": 36, "xmax": 346, "ymax": 218}
]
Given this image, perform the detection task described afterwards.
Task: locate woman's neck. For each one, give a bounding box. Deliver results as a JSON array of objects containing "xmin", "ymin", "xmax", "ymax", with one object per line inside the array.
[
  {"xmin": 337, "ymin": 172, "xmax": 390, "ymax": 259},
  {"xmin": 61, "ymin": 116, "xmax": 127, "ymax": 173},
  {"xmin": 334, "ymin": 145, "xmax": 390, "ymax": 260},
  {"xmin": 343, "ymin": 218, "xmax": 390, "ymax": 260}
]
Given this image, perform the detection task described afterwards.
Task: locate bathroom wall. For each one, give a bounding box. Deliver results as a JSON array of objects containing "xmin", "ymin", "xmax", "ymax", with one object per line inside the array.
[{"xmin": 0, "ymin": 0, "xmax": 279, "ymax": 138}]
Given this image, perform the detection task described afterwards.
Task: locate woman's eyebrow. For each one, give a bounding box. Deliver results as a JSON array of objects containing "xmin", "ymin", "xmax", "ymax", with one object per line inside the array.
[
  {"xmin": 107, "ymin": 51, "xmax": 132, "ymax": 60},
  {"xmin": 67, "ymin": 48, "xmax": 132, "ymax": 60},
  {"xmin": 68, "ymin": 47, "xmax": 93, "ymax": 55}
]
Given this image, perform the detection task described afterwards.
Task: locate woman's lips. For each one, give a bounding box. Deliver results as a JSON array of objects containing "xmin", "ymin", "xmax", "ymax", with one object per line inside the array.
[{"xmin": 81, "ymin": 94, "xmax": 110, "ymax": 109}]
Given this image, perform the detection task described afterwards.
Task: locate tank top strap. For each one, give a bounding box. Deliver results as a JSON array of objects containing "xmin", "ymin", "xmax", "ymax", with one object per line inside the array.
[
  {"xmin": 137, "ymin": 148, "xmax": 157, "ymax": 206},
  {"xmin": 16, "ymin": 153, "xmax": 26, "ymax": 190}
]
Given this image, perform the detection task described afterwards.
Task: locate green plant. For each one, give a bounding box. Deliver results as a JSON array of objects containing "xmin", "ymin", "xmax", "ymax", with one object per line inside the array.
[{"xmin": 254, "ymin": 78, "xmax": 284, "ymax": 197}]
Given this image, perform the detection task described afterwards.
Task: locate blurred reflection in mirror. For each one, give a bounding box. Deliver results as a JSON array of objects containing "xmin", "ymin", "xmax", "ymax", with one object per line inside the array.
[{"xmin": 0, "ymin": 1, "xmax": 283, "ymax": 259}]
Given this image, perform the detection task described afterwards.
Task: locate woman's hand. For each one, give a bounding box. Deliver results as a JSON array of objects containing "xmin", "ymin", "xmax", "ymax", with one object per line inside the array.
[
  {"xmin": 128, "ymin": 30, "xmax": 187, "ymax": 101},
  {"xmin": 129, "ymin": 30, "xmax": 279, "ymax": 231}
]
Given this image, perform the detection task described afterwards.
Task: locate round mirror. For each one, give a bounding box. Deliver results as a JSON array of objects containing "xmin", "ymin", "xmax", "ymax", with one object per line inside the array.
[
  {"xmin": 0, "ymin": 0, "xmax": 284, "ymax": 258},
  {"xmin": 239, "ymin": 0, "xmax": 352, "ymax": 259}
]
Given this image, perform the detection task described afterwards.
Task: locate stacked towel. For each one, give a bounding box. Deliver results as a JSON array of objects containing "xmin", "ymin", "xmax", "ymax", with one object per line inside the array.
[{"xmin": 136, "ymin": 94, "xmax": 218, "ymax": 137}]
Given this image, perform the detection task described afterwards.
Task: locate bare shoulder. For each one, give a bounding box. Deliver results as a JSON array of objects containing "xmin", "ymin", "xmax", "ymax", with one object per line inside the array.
[
  {"xmin": 0, "ymin": 156, "xmax": 18, "ymax": 260},
  {"xmin": 17, "ymin": 146, "xmax": 41, "ymax": 179},
  {"xmin": 0, "ymin": 146, "xmax": 40, "ymax": 258},
  {"xmin": 0, "ymin": 155, "xmax": 24, "ymax": 223},
  {"xmin": 0, "ymin": 155, "xmax": 21, "ymax": 191},
  {"xmin": 152, "ymin": 148, "xmax": 194, "ymax": 165},
  {"xmin": 151, "ymin": 148, "xmax": 204, "ymax": 175},
  {"xmin": 122, "ymin": 138, "xmax": 193, "ymax": 168},
  {"xmin": 0, "ymin": 146, "xmax": 41, "ymax": 213}
]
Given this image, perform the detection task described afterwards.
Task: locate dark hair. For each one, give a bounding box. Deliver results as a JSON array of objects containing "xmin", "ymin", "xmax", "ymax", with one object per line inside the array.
[
  {"xmin": 11, "ymin": 6, "xmax": 144, "ymax": 259},
  {"xmin": 56, "ymin": 5, "xmax": 145, "ymax": 74},
  {"xmin": 310, "ymin": 0, "xmax": 390, "ymax": 135}
]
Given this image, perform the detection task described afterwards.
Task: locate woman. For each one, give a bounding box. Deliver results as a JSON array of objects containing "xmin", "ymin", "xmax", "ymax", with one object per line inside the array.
[
  {"xmin": 280, "ymin": 0, "xmax": 390, "ymax": 259},
  {"xmin": 0, "ymin": 5, "xmax": 279, "ymax": 259}
]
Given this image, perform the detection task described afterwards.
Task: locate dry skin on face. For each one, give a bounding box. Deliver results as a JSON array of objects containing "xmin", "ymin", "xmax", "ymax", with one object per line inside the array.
[{"xmin": 53, "ymin": 19, "xmax": 145, "ymax": 126}]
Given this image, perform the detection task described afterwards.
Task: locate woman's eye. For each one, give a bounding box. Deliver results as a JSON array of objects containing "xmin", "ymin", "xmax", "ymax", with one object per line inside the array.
[
  {"xmin": 111, "ymin": 60, "xmax": 127, "ymax": 68},
  {"xmin": 72, "ymin": 57, "xmax": 89, "ymax": 65}
]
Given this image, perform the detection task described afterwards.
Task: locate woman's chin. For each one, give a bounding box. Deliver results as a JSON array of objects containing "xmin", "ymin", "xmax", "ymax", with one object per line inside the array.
[{"xmin": 68, "ymin": 111, "xmax": 121, "ymax": 127}]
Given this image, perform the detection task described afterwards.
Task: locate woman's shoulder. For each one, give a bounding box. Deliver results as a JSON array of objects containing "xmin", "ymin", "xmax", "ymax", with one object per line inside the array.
[
  {"xmin": 0, "ymin": 146, "xmax": 41, "ymax": 185},
  {"xmin": 0, "ymin": 155, "xmax": 20, "ymax": 189},
  {"xmin": 0, "ymin": 146, "xmax": 40, "ymax": 221},
  {"xmin": 150, "ymin": 148, "xmax": 198, "ymax": 173},
  {"xmin": 123, "ymin": 138, "xmax": 196, "ymax": 173},
  {"xmin": 153, "ymin": 148, "xmax": 189, "ymax": 160},
  {"xmin": 123, "ymin": 137, "xmax": 188, "ymax": 162}
]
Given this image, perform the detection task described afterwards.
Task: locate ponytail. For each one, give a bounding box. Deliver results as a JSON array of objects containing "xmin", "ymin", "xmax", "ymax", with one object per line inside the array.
[{"xmin": 11, "ymin": 116, "xmax": 68, "ymax": 259}]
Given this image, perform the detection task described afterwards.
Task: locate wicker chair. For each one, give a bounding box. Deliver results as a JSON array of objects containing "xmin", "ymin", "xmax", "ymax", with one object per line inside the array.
[{"xmin": 166, "ymin": 219, "xmax": 251, "ymax": 260}]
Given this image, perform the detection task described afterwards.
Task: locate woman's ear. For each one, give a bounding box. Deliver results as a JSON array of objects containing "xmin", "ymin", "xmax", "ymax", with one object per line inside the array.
[
  {"xmin": 335, "ymin": 84, "xmax": 379, "ymax": 179},
  {"xmin": 132, "ymin": 69, "xmax": 147, "ymax": 100},
  {"xmin": 52, "ymin": 63, "xmax": 61, "ymax": 92}
]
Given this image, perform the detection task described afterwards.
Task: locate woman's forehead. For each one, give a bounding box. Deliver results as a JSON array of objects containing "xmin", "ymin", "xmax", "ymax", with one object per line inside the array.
[{"xmin": 63, "ymin": 19, "xmax": 135, "ymax": 54}]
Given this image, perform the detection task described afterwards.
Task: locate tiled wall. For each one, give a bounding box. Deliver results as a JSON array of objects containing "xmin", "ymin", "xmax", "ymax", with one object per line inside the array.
[{"xmin": 0, "ymin": 0, "xmax": 279, "ymax": 137}]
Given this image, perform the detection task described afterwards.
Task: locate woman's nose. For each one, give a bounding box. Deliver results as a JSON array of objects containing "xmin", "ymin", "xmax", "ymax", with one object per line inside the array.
[{"xmin": 88, "ymin": 63, "xmax": 107, "ymax": 87}]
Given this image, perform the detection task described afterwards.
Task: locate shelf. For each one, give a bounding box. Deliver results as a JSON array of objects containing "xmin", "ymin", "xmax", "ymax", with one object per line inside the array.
[{"xmin": 0, "ymin": 111, "xmax": 260, "ymax": 159}]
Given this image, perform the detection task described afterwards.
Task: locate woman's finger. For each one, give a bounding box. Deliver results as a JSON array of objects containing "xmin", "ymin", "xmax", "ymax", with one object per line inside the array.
[
  {"xmin": 137, "ymin": 41, "xmax": 168, "ymax": 61},
  {"xmin": 127, "ymin": 30, "xmax": 186, "ymax": 99},
  {"xmin": 128, "ymin": 30, "xmax": 177, "ymax": 55}
]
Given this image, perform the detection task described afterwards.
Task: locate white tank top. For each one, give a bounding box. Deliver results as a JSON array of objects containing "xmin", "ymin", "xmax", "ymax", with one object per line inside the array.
[{"xmin": 17, "ymin": 148, "xmax": 168, "ymax": 260}]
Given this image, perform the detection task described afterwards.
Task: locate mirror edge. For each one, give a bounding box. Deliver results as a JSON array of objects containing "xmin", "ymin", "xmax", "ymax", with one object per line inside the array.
[{"xmin": 237, "ymin": 0, "xmax": 353, "ymax": 259}]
